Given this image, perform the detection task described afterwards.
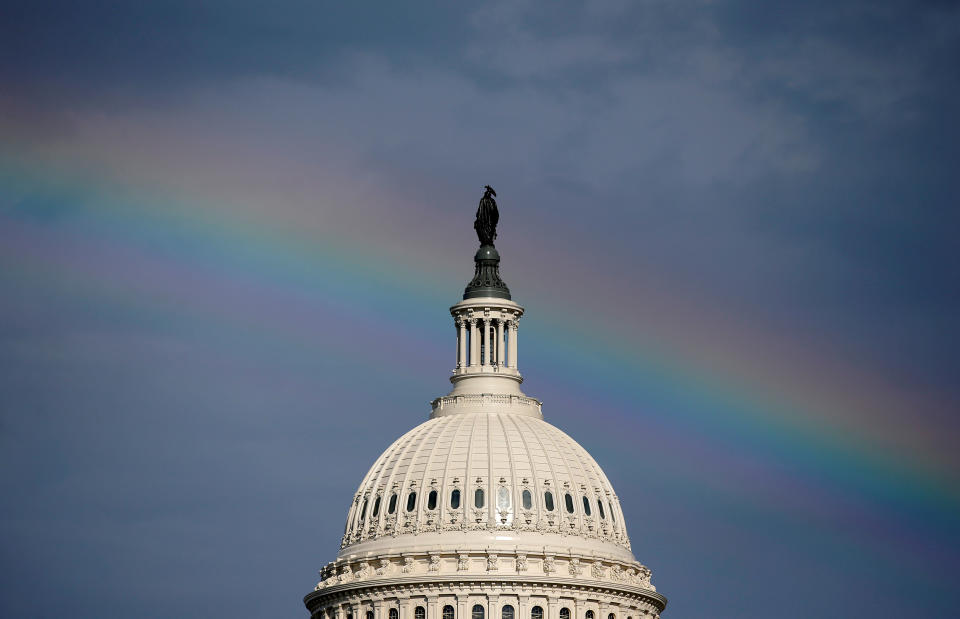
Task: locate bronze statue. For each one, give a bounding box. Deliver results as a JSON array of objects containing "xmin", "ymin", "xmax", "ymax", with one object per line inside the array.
[{"xmin": 474, "ymin": 185, "xmax": 499, "ymax": 246}]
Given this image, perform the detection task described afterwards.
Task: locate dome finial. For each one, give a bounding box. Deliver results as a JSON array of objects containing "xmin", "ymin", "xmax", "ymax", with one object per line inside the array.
[{"xmin": 465, "ymin": 186, "xmax": 511, "ymax": 299}]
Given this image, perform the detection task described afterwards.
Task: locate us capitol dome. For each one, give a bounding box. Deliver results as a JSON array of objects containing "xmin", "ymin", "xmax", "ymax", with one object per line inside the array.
[{"xmin": 304, "ymin": 188, "xmax": 666, "ymax": 619}]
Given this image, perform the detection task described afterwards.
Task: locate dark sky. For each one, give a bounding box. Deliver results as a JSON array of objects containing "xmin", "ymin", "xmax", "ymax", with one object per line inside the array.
[{"xmin": 1, "ymin": 2, "xmax": 958, "ymax": 618}]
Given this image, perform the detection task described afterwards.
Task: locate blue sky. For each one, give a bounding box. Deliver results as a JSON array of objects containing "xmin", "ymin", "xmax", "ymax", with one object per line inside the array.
[{"xmin": 1, "ymin": 2, "xmax": 958, "ymax": 617}]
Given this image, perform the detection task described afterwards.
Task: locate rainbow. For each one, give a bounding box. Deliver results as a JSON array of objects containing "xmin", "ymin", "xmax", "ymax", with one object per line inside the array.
[{"xmin": 2, "ymin": 119, "xmax": 957, "ymax": 554}]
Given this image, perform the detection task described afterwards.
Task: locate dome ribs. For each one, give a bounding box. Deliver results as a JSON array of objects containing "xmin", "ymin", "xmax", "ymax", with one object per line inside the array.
[{"xmin": 335, "ymin": 407, "xmax": 638, "ymax": 563}]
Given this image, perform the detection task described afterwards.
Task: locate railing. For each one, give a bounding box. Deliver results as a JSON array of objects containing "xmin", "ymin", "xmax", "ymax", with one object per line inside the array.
[{"xmin": 430, "ymin": 394, "xmax": 542, "ymax": 414}]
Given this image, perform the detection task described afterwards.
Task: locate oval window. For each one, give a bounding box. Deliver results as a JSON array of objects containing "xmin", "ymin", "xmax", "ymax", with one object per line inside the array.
[
  {"xmin": 582, "ymin": 496, "xmax": 592, "ymax": 516},
  {"xmin": 443, "ymin": 607, "xmax": 455, "ymax": 619},
  {"xmin": 427, "ymin": 490, "xmax": 438, "ymax": 510},
  {"xmin": 390, "ymin": 610, "xmax": 399, "ymax": 619},
  {"xmin": 367, "ymin": 612, "xmax": 374, "ymax": 619},
  {"xmin": 611, "ymin": 504, "xmax": 615, "ymax": 522},
  {"xmin": 531, "ymin": 607, "xmax": 543, "ymax": 619},
  {"xmin": 560, "ymin": 610, "xmax": 570, "ymax": 619},
  {"xmin": 451, "ymin": 488, "xmax": 461, "ymax": 509},
  {"xmin": 361, "ymin": 498, "xmax": 368, "ymax": 520},
  {"xmin": 475, "ymin": 488, "xmax": 485, "ymax": 508},
  {"xmin": 502, "ymin": 606, "xmax": 514, "ymax": 619},
  {"xmin": 497, "ymin": 486, "xmax": 510, "ymax": 510},
  {"xmin": 522, "ymin": 489, "xmax": 533, "ymax": 510},
  {"xmin": 388, "ymin": 493, "xmax": 397, "ymax": 514},
  {"xmin": 406, "ymin": 491, "xmax": 417, "ymax": 512},
  {"xmin": 544, "ymin": 491, "xmax": 555, "ymax": 511},
  {"xmin": 564, "ymin": 492, "xmax": 574, "ymax": 513},
  {"xmin": 586, "ymin": 612, "xmax": 595, "ymax": 619},
  {"xmin": 372, "ymin": 496, "xmax": 381, "ymax": 517},
  {"xmin": 416, "ymin": 608, "xmax": 426, "ymax": 619},
  {"xmin": 472, "ymin": 605, "xmax": 485, "ymax": 619},
  {"xmin": 597, "ymin": 499, "xmax": 605, "ymax": 519}
]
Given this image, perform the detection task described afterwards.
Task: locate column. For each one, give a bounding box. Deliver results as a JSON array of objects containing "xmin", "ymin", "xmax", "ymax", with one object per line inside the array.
[
  {"xmin": 496, "ymin": 319, "xmax": 505, "ymax": 366},
  {"xmin": 457, "ymin": 318, "xmax": 466, "ymax": 369},
  {"xmin": 508, "ymin": 321, "xmax": 518, "ymax": 368},
  {"xmin": 482, "ymin": 317, "xmax": 490, "ymax": 366},
  {"xmin": 469, "ymin": 319, "xmax": 478, "ymax": 367}
]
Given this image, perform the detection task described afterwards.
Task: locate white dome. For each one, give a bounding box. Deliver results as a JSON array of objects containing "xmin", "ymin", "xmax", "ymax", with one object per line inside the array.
[
  {"xmin": 338, "ymin": 405, "xmax": 634, "ymax": 563},
  {"xmin": 305, "ymin": 220, "xmax": 665, "ymax": 618}
]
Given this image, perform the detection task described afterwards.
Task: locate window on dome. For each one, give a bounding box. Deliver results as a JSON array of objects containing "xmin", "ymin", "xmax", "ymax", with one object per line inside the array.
[
  {"xmin": 406, "ymin": 491, "xmax": 417, "ymax": 512},
  {"xmin": 427, "ymin": 490, "xmax": 438, "ymax": 510},
  {"xmin": 531, "ymin": 606, "xmax": 543, "ymax": 619},
  {"xmin": 544, "ymin": 491, "xmax": 555, "ymax": 511},
  {"xmin": 585, "ymin": 611, "xmax": 595, "ymax": 619},
  {"xmin": 608, "ymin": 613, "xmax": 616, "ymax": 619},
  {"xmin": 582, "ymin": 496, "xmax": 592, "ymax": 516},
  {"xmin": 522, "ymin": 489, "xmax": 532, "ymax": 510},
  {"xmin": 367, "ymin": 612, "xmax": 374, "ymax": 619},
  {"xmin": 390, "ymin": 610, "xmax": 399, "ymax": 619},
  {"xmin": 560, "ymin": 609, "xmax": 570, "ymax": 619},
  {"xmin": 497, "ymin": 486, "xmax": 510, "ymax": 510},
  {"xmin": 443, "ymin": 606, "xmax": 455, "ymax": 619},
  {"xmin": 372, "ymin": 496, "xmax": 381, "ymax": 517},
  {"xmin": 361, "ymin": 498, "xmax": 368, "ymax": 520},
  {"xmin": 475, "ymin": 488, "xmax": 485, "ymax": 508},
  {"xmin": 597, "ymin": 499, "xmax": 605, "ymax": 519},
  {"xmin": 564, "ymin": 492, "xmax": 574, "ymax": 513},
  {"xmin": 451, "ymin": 489, "xmax": 461, "ymax": 509},
  {"xmin": 502, "ymin": 605, "xmax": 514, "ymax": 619},
  {"xmin": 416, "ymin": 607, "xmax": 426, "ymax": 619},
  {"xmin": 473, "ymin": 605, "xmax": 485, "ymax": 619},
  {"xmin": 388, "ymin": 493, "xmax": 398, "ymax": 514},
  {"xmin": 610, "ymin": 504, "xmax": 615, "ymax": 523}
]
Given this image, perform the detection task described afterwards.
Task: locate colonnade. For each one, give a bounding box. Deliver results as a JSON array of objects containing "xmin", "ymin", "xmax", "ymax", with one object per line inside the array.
[
  {"xmin": 318, "ymin": 594, "xmax": 647, "ymax": 619},
  {"xmin": 455, "ymin": 316, "xmax": 518, "ymax": 370}
]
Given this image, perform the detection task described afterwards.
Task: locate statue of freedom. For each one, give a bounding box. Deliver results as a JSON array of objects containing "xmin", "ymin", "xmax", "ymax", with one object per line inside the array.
[{"xmin": 474, "ymin": 185, "xmax": 499, "ymax": 246}]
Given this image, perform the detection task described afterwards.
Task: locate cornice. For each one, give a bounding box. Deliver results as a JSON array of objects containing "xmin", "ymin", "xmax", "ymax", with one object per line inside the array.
[{"xmin": 304, "ymin": 575, "xmax": 667, "ymax": 611}]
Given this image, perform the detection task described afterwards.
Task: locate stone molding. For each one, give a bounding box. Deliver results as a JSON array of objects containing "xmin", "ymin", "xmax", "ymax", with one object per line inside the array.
[
  {"xmin": 315, "ymin": 550, "xmax": 655, "ymax": 595},
  {"xmin": 305, "ymin": 575, "xmax": 666, "ymax": 618}
]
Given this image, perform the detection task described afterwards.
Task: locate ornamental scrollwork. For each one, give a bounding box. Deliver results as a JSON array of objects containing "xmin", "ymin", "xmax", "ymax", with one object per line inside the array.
[
  {"xmin": 355, "ymin": 562, "xmax": 371, "ymax": 580},
  {"xmin": 542, "ymin": 555, "xmax": 556, "ymax": 574},
  {"xmin": 591, "ymin": 561, "xmax": 606, "ymax": 579}
]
